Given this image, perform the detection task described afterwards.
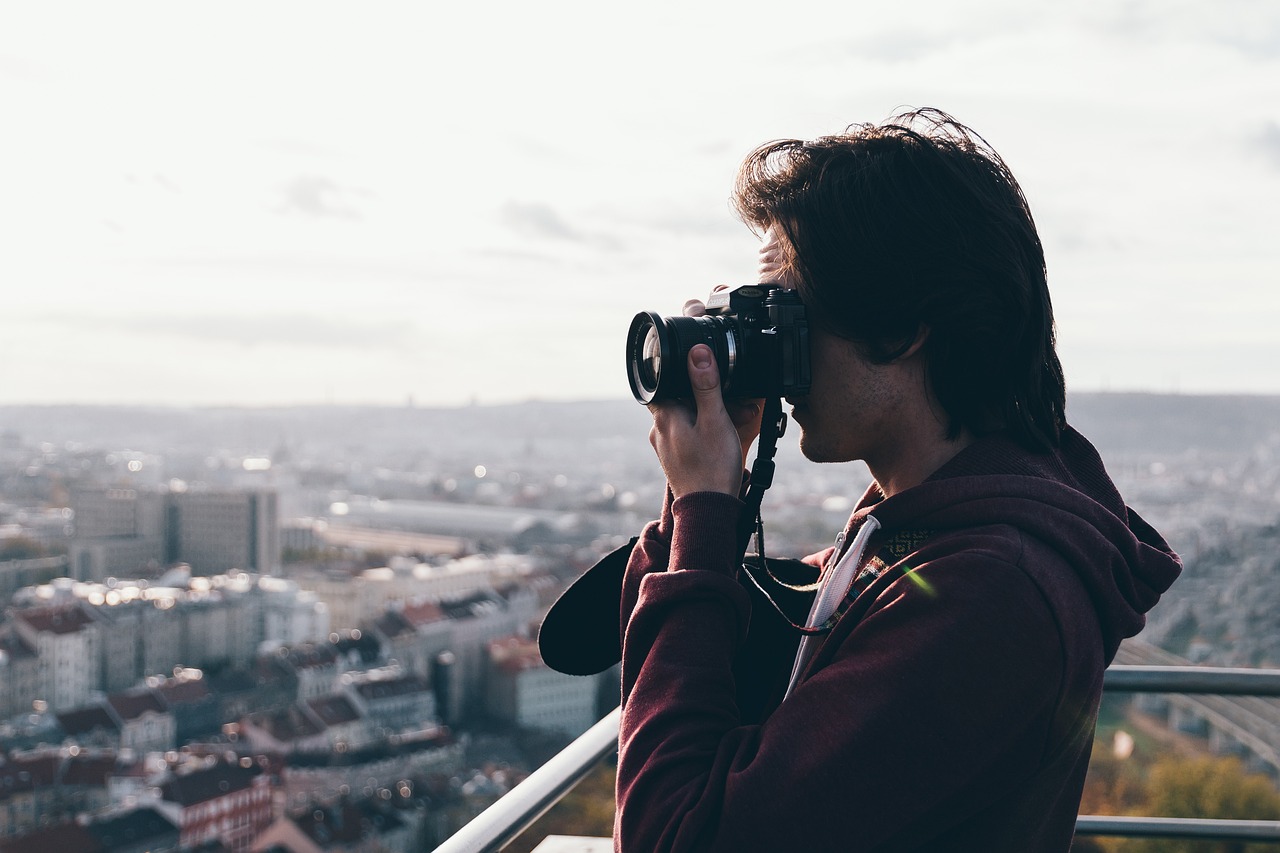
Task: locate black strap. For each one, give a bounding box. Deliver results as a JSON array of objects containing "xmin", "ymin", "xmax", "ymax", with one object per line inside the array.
[{"xmin": 737, "ymin": 396, "xmax": 785, "ymax": 560}]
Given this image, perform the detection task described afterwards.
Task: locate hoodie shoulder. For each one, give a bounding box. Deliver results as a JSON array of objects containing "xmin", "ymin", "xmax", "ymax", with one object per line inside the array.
[{"xmin": 869, "ymin": 426, "xmax": 1181, "ymax": 661}]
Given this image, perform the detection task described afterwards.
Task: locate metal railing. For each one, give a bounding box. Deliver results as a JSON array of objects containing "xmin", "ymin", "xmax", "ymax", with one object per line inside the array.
[
  {"xmin": 435, "ymin": 707, "xmax": 622, "ymax": 853},
  {"xmin": 435, "ymin": 665, "xmax": 1280, "ymax": 852}
]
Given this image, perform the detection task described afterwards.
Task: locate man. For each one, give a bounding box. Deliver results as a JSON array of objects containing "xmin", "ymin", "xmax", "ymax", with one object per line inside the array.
[{"xmin": 614, "ymin": 110, "xmax": 1181, "ymax": 851}]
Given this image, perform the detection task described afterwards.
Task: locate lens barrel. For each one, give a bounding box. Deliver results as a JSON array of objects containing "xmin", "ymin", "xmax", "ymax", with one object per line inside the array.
[{"xmin": 626, "ymin": 312, "xmax": 735, "ymax": 404}]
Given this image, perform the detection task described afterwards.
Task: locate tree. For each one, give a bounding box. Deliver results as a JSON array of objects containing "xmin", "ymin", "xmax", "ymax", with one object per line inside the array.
[
  {"xmin": 1120, "ymin": 755, "xmax": 1280, "ymax": 853},
  {"xmin": 0, "ymin": 536, "xmax": 46, "ymax": 560}
]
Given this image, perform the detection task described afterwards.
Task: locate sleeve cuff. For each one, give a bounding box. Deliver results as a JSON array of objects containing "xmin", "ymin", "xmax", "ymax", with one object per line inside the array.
[{"xmin": 669, "ymin": 491, "xmax": 742, "ymax": 577}]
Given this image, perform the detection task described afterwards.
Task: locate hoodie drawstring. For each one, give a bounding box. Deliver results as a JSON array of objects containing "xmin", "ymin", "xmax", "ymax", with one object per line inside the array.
[{"xmin": 783, "ymin": 515, "xmax": 881, "ymax": 699}]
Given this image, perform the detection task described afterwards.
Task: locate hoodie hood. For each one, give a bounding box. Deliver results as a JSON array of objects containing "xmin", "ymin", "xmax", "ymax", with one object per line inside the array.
[{"xmin": 855, "ymin": 426, "xmax": 1181, "ymax": 660}]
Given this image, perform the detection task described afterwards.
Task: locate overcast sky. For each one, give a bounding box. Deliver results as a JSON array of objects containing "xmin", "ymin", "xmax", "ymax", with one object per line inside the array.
[{"xmin": 1, "ymin": 1, "xmax": 1277, "ymax": 407}]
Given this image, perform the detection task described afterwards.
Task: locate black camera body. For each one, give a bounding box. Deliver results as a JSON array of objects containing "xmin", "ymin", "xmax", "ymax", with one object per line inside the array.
[{"xmin": 626, "ymin": 284, "xmax": 811, "ymax": 404}]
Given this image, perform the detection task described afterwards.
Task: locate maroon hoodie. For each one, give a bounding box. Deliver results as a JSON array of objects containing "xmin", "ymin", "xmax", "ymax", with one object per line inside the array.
[{"xmin": 614, "ymin": 427, "xmax": 1180, "ymax": 852}]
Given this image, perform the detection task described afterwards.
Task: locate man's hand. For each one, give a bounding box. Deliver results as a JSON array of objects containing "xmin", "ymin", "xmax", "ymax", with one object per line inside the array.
[
  {"xmin": 682, "ymin": 293, "xmax": 764, "ymax": 464},
  {"xmin": 648, "ymin": 345, "xmax": 746, "ymax": 498}
]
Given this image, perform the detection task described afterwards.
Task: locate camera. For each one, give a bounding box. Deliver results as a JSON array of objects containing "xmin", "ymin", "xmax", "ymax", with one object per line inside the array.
[{"xmin": 626, "ymin": 284, "xmax": 811, "ymax": 404}]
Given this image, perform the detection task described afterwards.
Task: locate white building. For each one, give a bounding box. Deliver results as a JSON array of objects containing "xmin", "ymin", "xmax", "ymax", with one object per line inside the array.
[
  {"xmin": 486, "ymin": 636, "xmax": 598, "ymax": 738},
  {"xmin": 296, "ymin": 552, "xmax": 536, "ymax": 632},
  {"xmin": 13, "ymin": 605, "xmax": 100, "ymax": 712}
]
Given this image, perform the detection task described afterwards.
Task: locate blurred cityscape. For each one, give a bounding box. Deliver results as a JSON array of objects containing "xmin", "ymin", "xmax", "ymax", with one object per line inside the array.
[{"xmin": 0, "ymin": 393, "xmax": 1278, "ymax": 851}]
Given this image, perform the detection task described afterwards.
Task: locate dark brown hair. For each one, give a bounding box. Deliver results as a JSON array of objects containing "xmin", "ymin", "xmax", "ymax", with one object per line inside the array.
[{"xmin": 733, "ymin": 108, "xmax": 1066, "ymax": 451}]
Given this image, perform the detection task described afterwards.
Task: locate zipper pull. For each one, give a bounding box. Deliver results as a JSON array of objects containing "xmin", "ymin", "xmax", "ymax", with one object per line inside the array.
[{"xmin": 827, "ymin": 531, "xmax": 846, "ymax": 570}]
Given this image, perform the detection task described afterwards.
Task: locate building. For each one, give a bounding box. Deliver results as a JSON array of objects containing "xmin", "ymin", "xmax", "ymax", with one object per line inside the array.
[
  {"xmin": 170, "ymin": 490, "xmax": 279, "ymax": 575},
  {"xmin": 152, "ymin": 670, "xmax": 220, "ymax": 743},
  {"xmin": 343, "ymin": 668, "xmax": 436, "ymax": 735},
  {"xmin": 88, "ymin": 596, "xmax": 182, "ymax": 693},
  {"xmin": 0, "ymin": 556, "xmax": 69, "ymax": 604},
  {"xmin": 54, "ymin": 706, "xmax": 121, "ymax": 750},
  {"xmin": 206, "ymin": 656, "xmax": 297, "ymax": 725},
  {"xmin": 84, "ymin": 807, "xmax": 180, "ymax": 853},
  {"xmin": 251, "ymin": 795, "xmax": 415, "ymax": 853},
  {"xmin": 68, "ymin": 487, "xmax": 281, "ymax": 580},
  {"xmin": 67, "ymin": 489, "xmax": 166, "ymax": 582},
  {"xmin": 303, "ymin": 696, "xmax": 368, "ymax": 752},
  {"xmin": 12, "ymin": 606, "xmax": 100, "ymax": 711},
  {"xmin": 239, "ymin": 705, "xmax": 328, "ymax": 755},
  {"xmin": 105, "ymin": 690, "xmax": 176, "ymax": 755},
  {"xmin": 297, "ymin": 553, "xmax": 534, "ymax": 633},
  {"xmin": 0, "ymin": 749, "xmax": 138, "ymax": 841},
  {"xmin": 7, "ymin": 571, "xmax": 327, "ymax": 706},
  {"xmin": 156, "ymin": 759, "xmax": 272, "ymax": 853},
  {"xmin": 281, "ymin": 643, "xmax": 343, "ymax": 701},
  {"xmin": 369, "ymin": 599, "xmax": 452, "ymax": 680},
  {"xmin": 0, "ymin": 630, "xmax": 40, "ymax": 719},
  {"xmin": 328, "ymin": 497, "xmax": 587, "ymax": 552},
  {"xmin": 259, "ymin": 577, "xmax": 328, "ymax": 646},
  {"xmin": 486, "ymin": 636, "xmax": 598, "ymax": 738}
]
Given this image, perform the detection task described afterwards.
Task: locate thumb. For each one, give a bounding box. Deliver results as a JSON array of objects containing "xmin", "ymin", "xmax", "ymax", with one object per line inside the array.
[{"xmin": 688, "ymin": 344, "xmax": 721, "ymax": 398}]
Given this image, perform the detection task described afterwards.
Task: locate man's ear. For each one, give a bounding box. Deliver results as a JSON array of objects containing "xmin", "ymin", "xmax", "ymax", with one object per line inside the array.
[{"xmin": 894, "ymin": 326, "xmax": 930, "ymax": 362}]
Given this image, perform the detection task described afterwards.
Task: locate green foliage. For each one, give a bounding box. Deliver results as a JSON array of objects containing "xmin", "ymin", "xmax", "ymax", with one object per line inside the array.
[
  {"xmin": 504, "ymin": 761, "xmax": 616, "ymax": 853},
  {"xmin": 1117, "ymin": 756, "xmax": 1280, "ymax": 853}
]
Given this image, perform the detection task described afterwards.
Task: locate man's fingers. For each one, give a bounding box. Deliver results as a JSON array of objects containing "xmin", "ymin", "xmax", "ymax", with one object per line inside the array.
[{"xmin": 688, "ymin": 345, "xmax": 720, "ymax": 397}]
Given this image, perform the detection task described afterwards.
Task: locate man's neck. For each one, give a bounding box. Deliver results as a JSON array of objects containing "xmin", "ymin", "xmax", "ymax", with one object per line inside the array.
[{"xmin": 870, "ymin": 428, "xmax": 974, "ymax": 498}]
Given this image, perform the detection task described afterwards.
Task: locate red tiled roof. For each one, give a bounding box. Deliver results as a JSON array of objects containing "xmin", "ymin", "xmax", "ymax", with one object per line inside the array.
[
  {"xmin": 0, "ymin": 753, "xmax": 60, "ymax": 794},
  {"xmin": 0, "ymin": 821, "xmax": 103, "ymax": 853},
  {"xmin": 373, "ymin": 610, "xmax": 415, "ymax": 640},
  {"xmin": 293, "ymin": 797, "xmax": 405, "ymax": 845},
  {"xmin": 60, "ymin": 753, "xmax": 129, "ymax": 787},
  {"xmin": 107, "ymin": 690, "xmax": 167, "ymax": 722},
  {"xmin": 155, "ymin": 677, "xmax": 212, "ymax": 705},
  {"xmin": 250, "ymin": 706, "xmax": 323, "ymax": 742},
  {"xmin": 55, "ymin": 706, "xmax": 121, "ymax": 737},
  {"xmin": 306, "ymin": 695, "xmax": 361, "ymax": 727},
  {"xmin": 488, "ymin": 635, "xmax": 548, "ymax": 674},
  {"xmin": 16, "ymin": 605, "xmax": 95, "ymax": 636},
  {"xmin": 401, "ymin": 599, "xmax": 446, "ymax": 627}
]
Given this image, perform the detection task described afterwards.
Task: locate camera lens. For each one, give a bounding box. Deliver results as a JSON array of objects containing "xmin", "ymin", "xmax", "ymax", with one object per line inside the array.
[
  {"xmin": 627, "ymin": 311, "xmax": 736, "ymax": 403},
  {"xmin": 627, "ymin": 312, "xmax": 667, "ymax": 404},
  {"xmin": 639, "ymin": 325, "xmax": 662, "ymax": 388}
]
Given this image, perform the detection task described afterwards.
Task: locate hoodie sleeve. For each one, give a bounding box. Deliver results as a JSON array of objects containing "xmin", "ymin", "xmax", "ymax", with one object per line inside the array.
[{"xmin": 615, "ymin": 510, "xmax": 1084, "ymax": 852}]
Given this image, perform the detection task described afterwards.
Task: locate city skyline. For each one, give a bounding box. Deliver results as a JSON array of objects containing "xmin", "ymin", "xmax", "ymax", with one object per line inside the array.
[{"xmin": 2, "ymin": 2, "xmax": 1277, "ymax": 406}]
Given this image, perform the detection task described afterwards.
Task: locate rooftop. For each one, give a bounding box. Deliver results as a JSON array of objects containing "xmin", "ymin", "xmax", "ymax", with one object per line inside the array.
[
  {"xmin": 107, "ymin": 690, "xmax": 167, "ymax": 722},
  {"xmin": 16, "ymin": 605, "xmax": 94, "ymax": 636},
  {"xmin": 306, "ymin": 695, "xmax": 362, "ymax": 727},
  {"xmin": 55, "ymin": 706, "xmax": 120, "ymax": 737},
  {"xmin": 352, "ymin": 674, "xmax": 431, "ymax": 701},
  {"xmin": 84, "ymin": 807, "xmax": 178, "ymax": 848},
  {"xmin": 160, "ymin": 760, "xmax": 262, "ymax": 807}
]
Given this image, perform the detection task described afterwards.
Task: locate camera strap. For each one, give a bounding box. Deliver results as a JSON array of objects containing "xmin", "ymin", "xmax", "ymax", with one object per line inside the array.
[{"xmin": 736, "ymin": 395, "xmax": 785, "ymax": 561}]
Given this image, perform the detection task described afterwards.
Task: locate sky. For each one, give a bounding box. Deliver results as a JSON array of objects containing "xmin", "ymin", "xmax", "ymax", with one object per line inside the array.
[{"xmin": 1, "ymin": 1, "xmax": 1277, "ymax": 407}]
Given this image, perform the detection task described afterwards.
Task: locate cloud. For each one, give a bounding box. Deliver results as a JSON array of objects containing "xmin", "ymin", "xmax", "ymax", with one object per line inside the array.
[
  {"xmin": 499, "ymin": 200, "xmax": 626, "ymax": 252},
  {"xmin": 500, "ymin": 201, "xmax": 582, "ymax": 241},
  {"xmin": 1257, "ymin": 121, "xmax": 1280, "ymax": 170},
  {"xmin": 275, "ymin": 175, "xmax": 369, "ymax": 219},
  {"xmin": 0, "ymin": 53, "xmax": 46, "ymax": 81},
  {"xmin": 48, "ymin": 312, "xmax": 419, "ymax": 351}
]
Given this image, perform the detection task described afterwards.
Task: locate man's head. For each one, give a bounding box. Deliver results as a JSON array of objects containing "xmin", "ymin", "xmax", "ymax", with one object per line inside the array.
[{"xmin": 732, "ymin": 108, "xmax": 1066, "ymax": 452}]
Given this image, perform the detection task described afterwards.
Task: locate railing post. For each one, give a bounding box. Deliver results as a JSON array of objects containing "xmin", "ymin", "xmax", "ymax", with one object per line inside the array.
[{"xmin": 435, "ymin": 707, "xmax": 621, "ymax": 853}]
